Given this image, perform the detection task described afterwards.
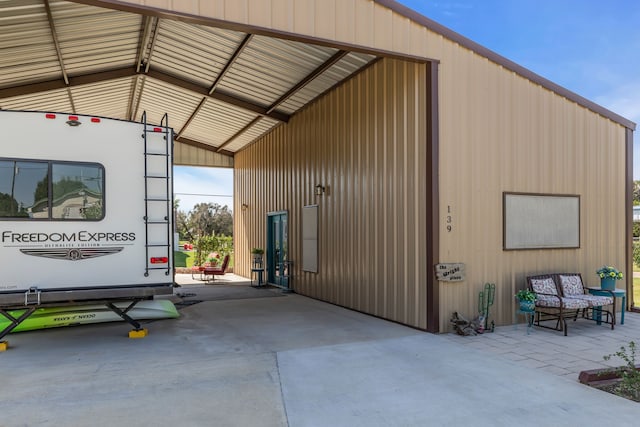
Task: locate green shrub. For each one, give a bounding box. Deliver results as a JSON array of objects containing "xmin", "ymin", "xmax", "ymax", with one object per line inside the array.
[
  {"xmin": 193, "ymin": 234, "xmax": 233, "ymax": 266},
  {"xmin": 603, "ymin": 341, "xmax": 640, "ymax": 400}
]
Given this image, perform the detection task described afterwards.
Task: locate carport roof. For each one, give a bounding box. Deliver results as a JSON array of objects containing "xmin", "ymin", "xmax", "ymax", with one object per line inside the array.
[
  {"xmin": 0, "ymin": 0, "xmax": 379, "ymax": 157},
  {"xmin": 1, "ymin": 0, "xmax": 635, "ymax": 162}
]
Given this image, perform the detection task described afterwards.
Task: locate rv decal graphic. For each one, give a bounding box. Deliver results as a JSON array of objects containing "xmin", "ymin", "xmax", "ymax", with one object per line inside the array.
[
  {"xmin": 2, "ymin": 231, "xmax": 135, "ymax": 243},
  {"xmin": 19, "ymin": 247, "xmax": 124, "ymax": 261}
]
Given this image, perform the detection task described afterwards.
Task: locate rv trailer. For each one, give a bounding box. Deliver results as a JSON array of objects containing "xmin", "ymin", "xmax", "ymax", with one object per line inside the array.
[{"xmin": 0, "ymin": 110, "xmax": 174, "ymax": 341}]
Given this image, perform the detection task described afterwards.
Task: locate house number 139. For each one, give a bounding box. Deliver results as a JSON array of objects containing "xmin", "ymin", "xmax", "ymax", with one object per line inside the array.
[{"xmin": 446, "ymin": 205, "xmax": 453, "ymax": 232}]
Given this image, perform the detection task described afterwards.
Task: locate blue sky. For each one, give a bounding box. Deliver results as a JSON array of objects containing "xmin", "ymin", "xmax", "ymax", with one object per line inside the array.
[
  {"xmin": 399, "ymin": 0, "xmax": 640, "ymax": 171},
  {"xmin": 175, "ymin": 1, "xmax": 640, "ymax": 212}
]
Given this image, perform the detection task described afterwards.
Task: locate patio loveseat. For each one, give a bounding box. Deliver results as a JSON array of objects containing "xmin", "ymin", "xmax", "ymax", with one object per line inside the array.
[{"xmin": 526, "ymin": 273, "xmax": 615, "ymax": 336}]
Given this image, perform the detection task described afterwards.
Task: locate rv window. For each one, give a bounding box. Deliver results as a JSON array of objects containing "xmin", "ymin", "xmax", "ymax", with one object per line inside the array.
[
  {"xmin": 0, "ymin": 160, "xmax": 49, "ymax": 218},
  {"xmin": 51, "ymin": 163, "xmax": 103, "ymax": 220},
  {"xmin": 0, "ymin": 159, "xmax": 104, "ymax": 221}
]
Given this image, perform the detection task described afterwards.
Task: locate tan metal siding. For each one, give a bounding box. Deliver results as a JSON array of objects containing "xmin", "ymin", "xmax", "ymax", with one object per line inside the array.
[
  {"xmin": 234, "ymin": 58, "xmax": 428, "ymax": 329},
  {"xmin": 436, "ymin": 45, "xmax": 627, "ymax": 331},
  {"xmin": 106, "ymin": 0, "xmax": 629, "ymax": 331},
  {"xmin": 174, "ymin": 141, "xmax": 234, "ymax": 167}
]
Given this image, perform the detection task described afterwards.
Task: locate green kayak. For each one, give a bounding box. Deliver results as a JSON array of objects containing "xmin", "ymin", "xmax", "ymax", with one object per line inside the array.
[{"xmin": 0, "ymin": 300, "xmax": 179, "ymax": 333}]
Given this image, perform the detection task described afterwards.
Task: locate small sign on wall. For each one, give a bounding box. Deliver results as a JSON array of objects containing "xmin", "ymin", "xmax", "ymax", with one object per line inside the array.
[{"xmin": 435, "ymin": 263, "xmax": 465, "ymax": 282}]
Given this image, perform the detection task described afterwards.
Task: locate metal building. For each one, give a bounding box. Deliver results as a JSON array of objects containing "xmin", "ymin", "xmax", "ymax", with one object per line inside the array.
[{"xmin": 1, "ymin": 0, "xmax": 635, "ymax": 332}]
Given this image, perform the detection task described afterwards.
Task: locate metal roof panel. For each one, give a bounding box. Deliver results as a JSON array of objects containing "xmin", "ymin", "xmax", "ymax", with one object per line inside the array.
[
  {"xmin": 0, "ymin": 1, "xmax": 386, "ymax": 154},
  {"xmin": 224, "ymin": 117, "xmax": 280, "ymax": 152},
  {"xmin": 0, "ymin": 88, "xmax": 72, "ymax": 113},
  {"xmin": 151, "ymin": 20, "xmax": 246, "ymax": 87},
  {"xmin": 0, "ymin": 1, "xmax": 61, "ymax": 87},
  {"xmin": 180, "ymin": 98, "xmax": 258, "ymax": 147},
  {"xmin": 134, "ymin": 77, "xmax": 203, "ymax": 129},
  {"xmin": 50, "ymin": 2, "xmax": 141, "ymax": 75},
  {"xmin": 279, "ymin": 52, "xmax": 376, "ymax": 114},
  {"xmin": 218, "ymin": 35, "xmax": 337, "ymax": 107},
  {"xmin": 70, "ymin": 77, "xmax": 134, "ymax": 120}
]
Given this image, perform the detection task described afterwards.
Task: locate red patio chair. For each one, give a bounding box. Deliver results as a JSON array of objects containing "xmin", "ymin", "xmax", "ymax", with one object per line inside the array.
[{"xmin": 202, "ymin": 255, "xmax": 230, "ymax": 282}]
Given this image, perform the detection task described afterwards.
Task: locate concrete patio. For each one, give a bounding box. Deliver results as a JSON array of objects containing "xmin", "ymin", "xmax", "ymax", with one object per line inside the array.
[{"xmin": 1, "ymin": 274, "xmax": 638, "ymax": 426}]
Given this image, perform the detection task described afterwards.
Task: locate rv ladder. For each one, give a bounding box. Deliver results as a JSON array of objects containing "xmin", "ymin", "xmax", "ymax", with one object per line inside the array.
[{"xmin": 141, "ymin": 112, "xmax": 172, "ymax": 277}]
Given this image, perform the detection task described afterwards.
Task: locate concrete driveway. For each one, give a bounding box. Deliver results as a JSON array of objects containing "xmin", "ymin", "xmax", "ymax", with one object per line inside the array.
[{"xmin": 1, "ymin": 277, "xmax": 639, "ymax": 426}]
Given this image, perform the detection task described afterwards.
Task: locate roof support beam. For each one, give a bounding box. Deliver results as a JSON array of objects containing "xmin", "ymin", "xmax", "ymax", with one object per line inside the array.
[
  {"xmin": 216, "ymin": 117, "xmax": 262, "ymax": 152},
  {"xmin": 175, "ymin": 97, "xmax": 206, "ymax": 139},
  {"xmin": 146, "ymin": 68, "xmax": 289, "ymax": 123},
  {"xmin": 0, "ymin": 67, "xmax": 289, "ymax": 123},
  {"xmin": 266, "ymin": 50, "xmax": 348, "ymax": 114},
  {"xmin": 176, "ymin": 34, "xmax": 254, "ymax": 139},
  {"xmin": 217, "ymin": 50, "xmax": 348, "ymax": 149},
  {"xmin": 129, "ymin": 16, "xmax": 159, "ymax": 120},
  {"xmin": 0, "ymin": 67, "xmax": 138, "ymax": 99},
  {"xmin": 209, "ymin": 34, "xmax": 253, "ymax": 94},
  {"xmin": 44, "ymin": 0, "xmax": 77, "ymax": 113},
  {"xmin": 44, "ymin": 0, "xmax": 69, "ymax": 85},
  {"xmin": 142, "ymin": 18, "xmax": 161, "ymax": 73},
  {"xmin": 135, "ymin": 16, "xmax": 157, "ymax": 72}
]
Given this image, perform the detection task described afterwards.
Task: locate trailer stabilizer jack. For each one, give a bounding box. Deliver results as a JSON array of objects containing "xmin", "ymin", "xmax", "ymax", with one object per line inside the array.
[
  {"xmin": 0, "ymin": 307, "xmax": 37, "ymax": 341},
  {"xmin": 106, "ymin": 301, "xmax": 143, "ymax": 331},
  {"xmin": 128, "ymin": 328, "xmax": 149, "ymax": 339}
]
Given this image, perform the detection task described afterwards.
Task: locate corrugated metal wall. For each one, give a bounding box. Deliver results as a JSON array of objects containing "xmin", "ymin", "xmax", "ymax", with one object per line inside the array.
[
  {"xmin": 111, "ymin": 0, "xmax": 630, "ymax": 331},
  {"xmin": 174, "ymin": 141, "xmax": 234, "ymax": 167},
  {"xmin": 435, "ymin": 43, "xmax": 627, "ymax": 331},
  {"xmin": 234, "ymin": 58, "xmax": 429, "ymax": 329}
]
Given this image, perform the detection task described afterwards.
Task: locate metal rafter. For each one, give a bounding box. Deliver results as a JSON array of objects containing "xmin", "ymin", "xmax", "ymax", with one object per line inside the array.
[
  {"xmin": 0, "ymin": 67, "xmax": 137, "ymax": 99},
  {"xmin": 0, "ymin": 67, "xmax": 290, "ymax": 123},
  {"xmin": 266, "ymin": 50, "xmax": 348, "ymax": 114},
  {"xmin": 145, "ymin": 68, "xmax": 290, "ymax": 123},
  {"xmin": 127, "ymin": 75, "xmax": 141, "ymax": 120},
  {"xmin": 216, "ymin": 50, "xmax": 349, "ymax": 151},
  {"xmin": 44, "ymin": 0, "xmax": 69, "ymax": 85},
  {"xmin": 175, "ymin": 97, "xmax": 206, "ymax": 139},
  {"xmin": 44, "ymin": 0, "xmax": 76, "ymax": 112},
  {"xmin": 143, "ymin": 18, "xmax": 161, "ymax": 73},
  {"xmin": 129, "ymin": 16, "xmax": 159, "ymax": 119},
  {"xmin": 215, "ymin": 117, "xmax": 262, "ymax": 152},
  {"xmin": 135, "ymin": 16, "xmax": 155, "ymax": 72},
  {"xmin": 209, "ymin": 34, "xmax": 253, "ymax": 95},
  {"xmin": 176, "ymin": 33, "xmax": 254, "ymax": 140},
  {"xmin": 130, "ymin": 75, "xmax": 147, "ymax": 122}
]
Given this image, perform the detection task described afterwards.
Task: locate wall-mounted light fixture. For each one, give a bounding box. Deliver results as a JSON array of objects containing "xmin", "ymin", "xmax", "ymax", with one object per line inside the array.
[
  {"xmin": 314, "ymin": 184, "xmax": 325, "ymax": 196},
  {"xmin": 241, "ymin": 203, "xmax": 249, "ymax": 211}
]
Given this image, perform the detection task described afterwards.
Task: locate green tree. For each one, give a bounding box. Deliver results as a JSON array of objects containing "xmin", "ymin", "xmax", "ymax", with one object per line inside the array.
[
  {"xmin": 176, "ymin": 209, "xmax": 191, "ymax": 241},
  {"xmin": 211, "ymin": 204, "xmax": 233, "ymax": 236},
  {"xmin": 633, "ymin": 180, "xmax": 640, "ymax": 206},
  {"xmin": 178, "ymin": 202, "xmax": 233, "ymax": 240}
]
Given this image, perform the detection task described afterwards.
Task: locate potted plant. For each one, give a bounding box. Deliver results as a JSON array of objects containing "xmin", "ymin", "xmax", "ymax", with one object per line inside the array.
[
  {"xmin": 251, "ymin": 248, "xmax": 264, "ymax": 267},
  {"xmin": 207, "ymin": 252, "xmax": 221, "ymax": 267},
  {"xmin": 596, "ymin": 266, "xmax": 623, "ymax": 290},
  {"xmin": 515, "ymin": 289, "xmax": 536, "ymax": 312}
]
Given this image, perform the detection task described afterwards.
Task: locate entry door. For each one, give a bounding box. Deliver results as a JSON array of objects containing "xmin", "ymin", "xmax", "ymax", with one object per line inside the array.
[{"xmin": 267, "ymin": 211, "xmax": 288, "ymax": 288}]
